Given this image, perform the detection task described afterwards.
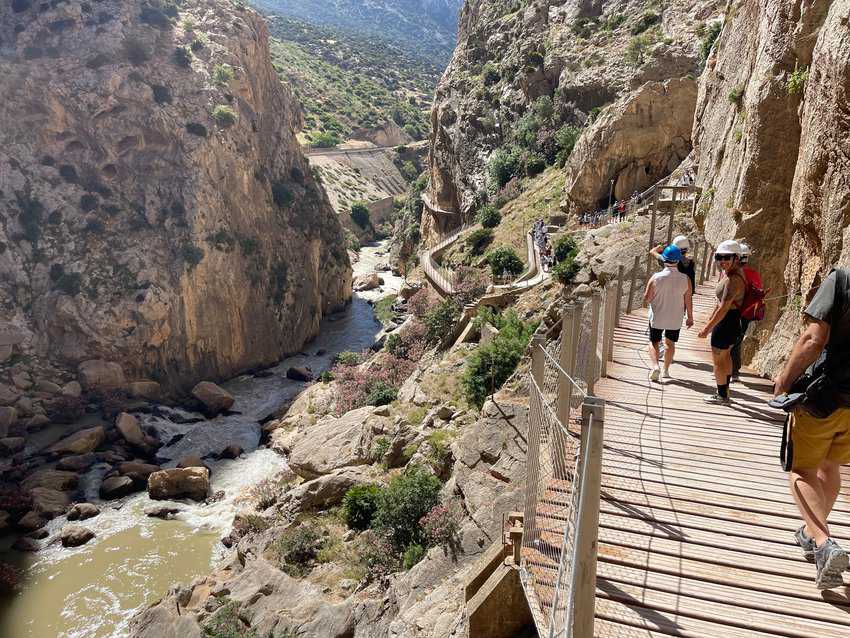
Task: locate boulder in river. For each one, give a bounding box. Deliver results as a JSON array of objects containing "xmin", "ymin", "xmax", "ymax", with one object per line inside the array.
[
  {"xmin": 58, "ymin": 453, "xmax": 97, "ymax": 472},
  {"xmin": 13, "ymin": 537, "xmax": 40, "ymax": 552},
  {"xmin": 77, "ymin": 360, "xmax": 126, "ymax": 392},
  {"xmin": 118, "ymin": 461, "xmax": 161, "ymax": 486},
  {"xmin": 61, "ymin": 525, "xmax": 95, "ymax": 548},
  {"xmin": 190, "ymin": 381, "xmax": 235, "ymax": 416},
  {"xmin": 60, "ymin": 381, "xmax": 83, "ymax": 398},
  {"xmin": 22, "ymin": 469, "xmax": 79, "ymax": 492},
  {"xmin": 148, "ymin": 467, "xmax": 210, "ymax": 502},
  {"xmin": 99, "ymin": 475, "xmax": 137, "ymax": 500},
  {"xmin": 67, "ymin": 503, "xmax": 100, "ymax": 521},
  {"xmin": 30, "ymin": 487, "xmax": 70, "ymax": 519},
  {"xmin": 286, "ymin": 366, "xmax": 313, "ymax": 382},
  {"xmin": 176, "ymin": 454, "xmax": 208, "ymax": 471},
  {"xmin": 115, "ymin": 412, "xmax": 150, "ymax": 450},
  {"xmin": 129, "ymin": 381, "xmax": 162, "ymax": 401},
  {"xmin": 145, "ymin": 505, "xmax": 182, "ymax": 519},
  {"xmin": 217, "ymin": 445, "xmax": 243, "ymax": 460},
  {"xmin": 353, "ymin": 272, "xmax": 382, "ymax": 291},
  {"xmin": 48, "ymin": 426, "xmax": 105, "ymax": 456},
  {"xmin": 16, "ymin": 510, "xmax": 46, "ymax": 531},
  {"xmin": 0, "ymin": 437, "xmax": 25, "ymax": 456}
]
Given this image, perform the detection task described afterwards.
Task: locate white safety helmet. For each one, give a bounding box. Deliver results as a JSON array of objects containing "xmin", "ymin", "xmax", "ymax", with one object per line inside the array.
[
  {"xmin": 739, "ymin": 243, "xmax": 751, "ymax": 261},
  {"xmin": 715, "ymin": 239, "xmax": 742, "ymax": 256},
  {"xmin": 672, "ymin": 235, "xmax": 690, "ymax": 251}
]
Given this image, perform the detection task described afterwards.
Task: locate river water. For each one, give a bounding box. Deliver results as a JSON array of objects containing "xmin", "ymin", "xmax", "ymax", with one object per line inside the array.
[{"xmin": 0, "ymin": 242, "xmax": 402, "ymax": 638}]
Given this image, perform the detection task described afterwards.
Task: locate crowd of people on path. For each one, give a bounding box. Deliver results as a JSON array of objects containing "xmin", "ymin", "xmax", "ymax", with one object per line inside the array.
[
  {"xmin": 644, "ymin": 233, "xmax": 850, "ymax": 590},
  {"xmin": 533, "ymin": 219, "xmax": 556, "ymax": 273}
]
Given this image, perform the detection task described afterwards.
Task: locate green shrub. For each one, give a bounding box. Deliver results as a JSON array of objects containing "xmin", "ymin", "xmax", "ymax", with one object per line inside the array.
[
  {"xmin": 319, "ymin": 370, "xmax": 334, "ymax": 383},
  {"xmin": 463, "ymin": 310, "xmax": 534, "ymax": 408},
  {"xmin": 525, "ymin": 153, "xmax": 546, "ymax": 176},
  {"xmin": 476, "ymin": 205, "xmax": 501, "ymax": 229},
  {"xmin": 485, "ymin": 247, "xmax": 524, "ymax": 279},
  {"xmin": 343, "ymin": 484, "xmax": 383, "ymax": 531},
  {"xmin": 487, "ymin": 147, "xmax": 521, "ymax": 189},
  {"xmin": 181, "ymin": 244, "xmax": 204, "ymax": 270},
  {"xmin": 350, "ymin": 202, "xmax": 371, "ymax": 228},
  {"xmin": 727, "ymin": 86, "xmax": 744, "ymax": 105},
  {"xmin": 272, "ymin": 181, "xmax": 294, "ymax": 208},
  {"xmin": 202, "ymin": 599, "xmax": 258, "ymax": 638},
  {"xmin": 311, "ymin": 131, "xmax": 340, "ymax": 148},
  {"xmin": 211, "ymin": 104, "xmax": 237, "ymax": 126},
  {"xmin": 624, "ymin": 35, "xmax": 651, "ymax": 66},
  {"xmin": 365, "ymin": 382, "xmax": 398, "ymax": 407},
  {"xmin": 402, "ymin": 544, "xmax": 426, "ymax": 570},
  {"xmin": 466, "ymin": 228, "xmax": 494, "ymax": 255},
  {"xmin": 173, "ymin": 46, "xmax": 192, "ymax": 68},
  {"xmin": 555, "ymin": 125, "xmax": 581, "ymax": 166},
  {"xmin": 482, "ymin": 61, "xmax": 500, "ymax": 85},
  {"xmin": 55, "ymin": 272, "xmax": 82, "ymax": 296},
  {"xmin": 212, "ymin": 64, "xmax": 235, "ymax": 86},
  {"xmin": 526, "ymin": 50, "xmax": 545, "ymax": 68},
  {"xmin": 786, "ymin": 65, "xmax": 809, "ymax": 95},
  {"xmin": 552, "ymin": 257, "xmax": 580, "ymax": 285},
  {"xmin": 373, "ymin": 466, "xmax": 442, "ymax": 551},
  {"xmin": 269, "ymin": 524, "xmax": 325, "ymax": 577},
  {"xmin": 334, "ymin": 351, "xmax": 361, "ymax": 366},
  {"xmin": 631, "ymin": 11, "xmax": 660, "ymax": 35},
  {"xmin": 426, "ymin": 430, "xmax": 454, "ymax": 465},
  {"xmin": 699, "ymin": 21, "xmax": 722, "ymax": 63},
  {"xmin": 423, "ymin": 299, "xmax": 461, "ymax": 344},
  {"xmin": 553, "ymin": 235, "xmax": 578, "ymax": 263}
]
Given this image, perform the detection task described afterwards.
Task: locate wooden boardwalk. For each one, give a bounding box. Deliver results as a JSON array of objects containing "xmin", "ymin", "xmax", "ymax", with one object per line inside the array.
[{"xmin": 565, "ymin": 282, "xmax": 850, "ymax": 636}]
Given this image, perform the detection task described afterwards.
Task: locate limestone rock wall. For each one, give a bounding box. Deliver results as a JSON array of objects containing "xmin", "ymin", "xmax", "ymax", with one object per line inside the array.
[
  {"xmin": 426, "ymin": 0, "xmax": 722, "ymax": 242},
  {"xmin": 692, "ymin": 0, "xmax": 848, "ymax": 371},
  {"xmin": 0, "ymin": 0, "xmax": 351, "ymax": 393},
  {"xmin": 561, "ymin": 77, "xmax": 697, "ymax": 213}
]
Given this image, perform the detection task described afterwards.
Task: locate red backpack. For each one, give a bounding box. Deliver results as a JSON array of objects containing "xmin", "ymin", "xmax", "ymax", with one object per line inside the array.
[{"xmin": 741, "ymin": 267, "xmax": 766, "ymax": 321}]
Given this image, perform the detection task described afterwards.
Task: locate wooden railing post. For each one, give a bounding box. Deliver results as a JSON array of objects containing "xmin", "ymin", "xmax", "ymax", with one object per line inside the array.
[
  {"xmin": 643, "ymin": 200, "xmax": 657, "ymax": 308},
  {"xmin": 606, "ymin": 284, "xmax": 617, "ymax": 364},
  {"xmin": 569, "ymin": 396, "xmax": 605, "ymax": 638},
  {"xmin": 666, "ymin": 210, "xmax": 675, "ymax": 245},
  {"xmin": 614, "ymin": 265, "xmax": 624, "ymax": 326},
  {"xmin": 626, "ymin": 254, "xmax": 640, "ymax": 315},
  {"xmin": 692, "ymin": 241, "xmax": 702, "ymax": 286},
  {"xmin": 523, "ymin": 334, "xmax": 546, "ymax": 544},
  {"xmin": 556, "ymin": 305, "xmax": 575, "ymax": 428},
  {"xmin": 600, "ymin": 288, "xmax": 612, "ymax": 379},
  {"xmin": 588, "ymin": 291, "xmax": 602, "ymax": 395},
  {"xmin": 531, "ymin": 334, "xmax": 545, "ymax": 388}
]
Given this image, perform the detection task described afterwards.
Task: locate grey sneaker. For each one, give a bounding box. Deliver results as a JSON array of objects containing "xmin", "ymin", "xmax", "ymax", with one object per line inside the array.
[
  {"xmin": 814, "ymin": 539, "xmax": 848, "ymax": 590},
  {"xmin": 649, "ymin": 367, "xmax": 660, "ymax": 382},
  {"xmin": 704, "ymin": 394, "xmax": 731, "ymax": 405},
  {"xmin": 730, "ymin": 374, "xmax": 741, "ymax": 383},
  {"xmin": 794, "ymin": 525, "xmax": 816, "ymax": 562}
]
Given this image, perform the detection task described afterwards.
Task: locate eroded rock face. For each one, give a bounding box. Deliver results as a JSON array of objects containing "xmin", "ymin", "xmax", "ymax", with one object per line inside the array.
[
  {"xmin": 562, "ymin": 78, "xmax": 697, "ymax": 213},
  {"xmin": 426, "ymin": 0, "xmax": 721, "ymax": 240},
  {"xmin": 692, "ymin": 0, "xmax": 849, "ymax": 372},
  {"xmin": 0, "ymin": 0, "xmax": 351, "ymax": 395}
]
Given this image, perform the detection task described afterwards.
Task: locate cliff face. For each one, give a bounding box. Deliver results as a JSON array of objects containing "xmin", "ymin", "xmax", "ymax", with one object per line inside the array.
[
  {"xmin": 427, "ymin": 0, "xmax": 722, "ymax": 239},
  {"xmin": 0, "ymin": 0, "xmax": 351, "ymax": 392},
  {"xmin": 692, "ymin": 0, "xmax": 848, "ymax": 371}
]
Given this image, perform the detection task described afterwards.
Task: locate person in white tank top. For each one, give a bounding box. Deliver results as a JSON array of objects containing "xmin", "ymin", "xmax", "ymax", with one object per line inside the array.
[{"xmin": 643, "ymin": 245, "xmax": 694, "ymax": 381}]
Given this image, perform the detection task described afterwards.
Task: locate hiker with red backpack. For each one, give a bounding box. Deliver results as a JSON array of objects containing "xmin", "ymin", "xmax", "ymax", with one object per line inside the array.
[{"xmin": 731, "ymin": 243, "xmax": 765, "ymax": 381}]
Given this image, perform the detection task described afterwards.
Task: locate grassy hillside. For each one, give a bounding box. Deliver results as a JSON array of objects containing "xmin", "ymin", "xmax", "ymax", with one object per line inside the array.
[{"xmin": 266, "ymin": 16, "xmax": 434, "ymax": 144}]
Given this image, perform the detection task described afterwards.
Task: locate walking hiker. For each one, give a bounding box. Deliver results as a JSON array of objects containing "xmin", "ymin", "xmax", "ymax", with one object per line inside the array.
[
  {"xmin": 772, "ymin": 268, "xmax": 850, "ymax": 589},
  {"xmin": 644, "ymin": 245, "xmax": 694, "ymax": 381},
  {"xmin": 697, "ymin": 240, "xmax": 746, "ymax": 404},
  {"xmin": 617, "ymin": 199, "xmax": 626, "ymax": 221},
  {"xmin": 650, "ymin": 235, "xmax": 695, "ymax": 293},
  {"xmin": 731, "ymin": 243, "xmax": 765, "ymax": 381}
]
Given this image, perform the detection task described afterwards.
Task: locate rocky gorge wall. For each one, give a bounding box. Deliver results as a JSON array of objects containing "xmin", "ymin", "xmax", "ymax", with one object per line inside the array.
[
  {"xmin": 692, "ymin": 0, "xmax": 849, "ymax": 371},
  {"xmin": 0, "ymin": 0, "xmax": 351, "ymax": 396},
  {"xmin": 426, "ymin": 0, "xmax": 722, "ymax": 241}
]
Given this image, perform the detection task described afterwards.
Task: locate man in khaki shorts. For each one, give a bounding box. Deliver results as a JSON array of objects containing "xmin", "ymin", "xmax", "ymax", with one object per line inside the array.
[{"xmin": 774, "ymin": 268, "xmax": 850, "ymax": 589}]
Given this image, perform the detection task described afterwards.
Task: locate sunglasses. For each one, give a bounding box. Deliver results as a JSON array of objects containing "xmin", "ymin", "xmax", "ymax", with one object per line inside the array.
[{"xmin": 714, "ymin": 254, "xmax": 734, "ymax": 262}]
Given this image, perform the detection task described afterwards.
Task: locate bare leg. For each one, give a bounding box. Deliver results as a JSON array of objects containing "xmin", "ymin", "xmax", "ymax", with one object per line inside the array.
[
  {"xmin": 648, "ymin": 341, "xmax": 660, "ymax": 369},
  {"xmin": 711, "ymin": 347, "xmax": 733, "ymax": 385},
  {"xmin": 663, "ymin": 339, "xmax": 675, "ymax": 371},
  {"xmin": 790, "ymin": 463, "xmax": 841, "ymax": 546}
]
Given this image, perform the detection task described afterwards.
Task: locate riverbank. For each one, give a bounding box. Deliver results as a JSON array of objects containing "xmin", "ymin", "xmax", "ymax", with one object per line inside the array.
[{"xmin": 0, "ymin": 241, "xmax": 402, "ymax": 638}]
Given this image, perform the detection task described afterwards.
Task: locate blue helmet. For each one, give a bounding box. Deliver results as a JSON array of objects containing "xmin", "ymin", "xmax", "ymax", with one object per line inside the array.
[{"xmin": 662, "ymin": 245, "xmax": 683, "ymax": 263}]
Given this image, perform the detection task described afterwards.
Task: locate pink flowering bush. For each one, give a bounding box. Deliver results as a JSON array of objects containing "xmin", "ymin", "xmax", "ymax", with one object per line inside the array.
[
  {"xmin": 333, "ymin": 353, "xmax": 415, "ymax": 415},
  {"xmin": 407, "ymin": 287, "xmax": 439, "ymax": 318},
  {"xmin": 452, "ymin": 266, "xmax": 490, "ymax": 306},
  {"xmin": 420, "ymin": 501, "xmax": 462, "ymax": 550}
]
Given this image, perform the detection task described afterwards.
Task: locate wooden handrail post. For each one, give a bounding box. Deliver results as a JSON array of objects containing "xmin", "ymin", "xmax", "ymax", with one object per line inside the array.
[
  {"xmin": 523, "ymin": 334, "xmax": 546, "ymax": 544},
  {"xmin": 626, "ymin": 254, "xmax": 640, "ymax": 315},
  {"xmin": 692, "ymin": 241, "xmax": 702, "ymax": 286},
  {"xmin": 531, "ymin": 334, "xmax": 545, "ymax": 387},
  {"xmin": 569, "ymin": 396, "xmax": 605, "ymax": 638},
  {"xmin": 588, "ymin": 291, "xmax": 602, "ymax": 395},
  {"xmin": 643, "ymin": 204, "xmax": 657, "ymax": 307},
  {"xmin": 556, "ymin": 305, "xmax": 575, "ymax": 427},
  {"xmin": 614, "ymin": 265, "xmax": 624, "ymax": 326},
  {"xmin": 666, "ymin": 209, "xmax": 675, "ymax": 245},
  {"xmin": 600, "ymin": 287, "xmax": 612, "ymax": 378}
]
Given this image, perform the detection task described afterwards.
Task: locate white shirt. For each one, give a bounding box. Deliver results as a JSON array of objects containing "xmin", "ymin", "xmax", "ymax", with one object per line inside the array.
[{"xmin": 648, "ymin": 266, "xmax": 690, "ymax": 330}]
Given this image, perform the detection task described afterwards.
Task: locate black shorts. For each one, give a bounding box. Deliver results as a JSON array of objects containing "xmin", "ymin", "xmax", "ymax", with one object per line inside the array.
[
  {"xmin": 649, "ymin": 326, "xmax": 680, "ymax": 344},
  {"xmin": 711, "ymin": 310, "xmax": 742, "ymax": 350}
]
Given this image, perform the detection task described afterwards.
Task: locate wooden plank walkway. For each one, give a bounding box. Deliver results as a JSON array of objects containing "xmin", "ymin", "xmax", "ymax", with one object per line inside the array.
[{"xmin": 584, "ymin": 282, "xmax": 850, "ymax": 637}]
